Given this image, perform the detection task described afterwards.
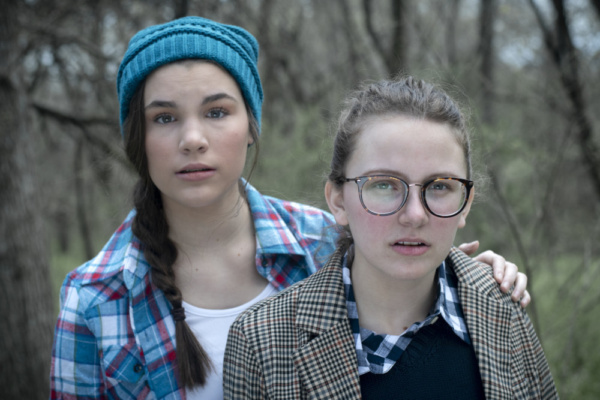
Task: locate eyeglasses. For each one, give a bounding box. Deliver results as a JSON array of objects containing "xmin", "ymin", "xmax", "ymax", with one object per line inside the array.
[{"xmin": 343, "ymin": 175, "xmax": 474, "ymax": 218}]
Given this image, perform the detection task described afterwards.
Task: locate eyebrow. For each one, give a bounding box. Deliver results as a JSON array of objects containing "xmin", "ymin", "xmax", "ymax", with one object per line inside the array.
[
  {"xmin": 144, "ymin": 93, "xmax": 238, "ymax": 110},
  {"xmin": 360, "ymin": 169, "xmax": 463, "ymax": 181},
  {"xmin": 202, "ymin": 92, "xmax": 238, "ymax": 105}
]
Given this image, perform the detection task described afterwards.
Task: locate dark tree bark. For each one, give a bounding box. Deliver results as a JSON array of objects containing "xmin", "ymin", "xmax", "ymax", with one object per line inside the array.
[
  {"xmin": 528, "ymin": 0, "xmax": 600, "ymax": 201},
  {"xmin": 478, "ymin": 0, "xmax": 497, "ymax": 125},
  {"xmin": 590, "ymin": 0, "xmax": 600, "ymax": 21},
  {"xmin": 445, "ymin": 0, "xmax": 462, "ymax": 66},
  {"xmin": 174, "ymin": 0, "xmax": 189, "ymax": 19},
  {"xmin": 75, "ymin": 139, "xmax": 95, "ymax": 260},
  {"xmin": 362, "ymin": 0, "xmax": 407, "ymax": 75},
  {"xmin": 0, "ymin": 1, "xmax": 54, "ymax": 398}
]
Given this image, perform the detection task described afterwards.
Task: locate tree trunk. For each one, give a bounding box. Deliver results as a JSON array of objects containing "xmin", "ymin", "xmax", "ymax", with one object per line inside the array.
[
  {"xmin": 362, "ymin": 0, "xmax": 407, "ymax": 75},
  {"xmin": 0, "ymin": 1, "xmax": 54, "ymax": 398},
  {"xmin": 445, "ymin": 0, "xmax": 462, "ymax": 66},
  {"xmin": 478, "ymin": 0, "xmax": 497, "ymax": 125}
]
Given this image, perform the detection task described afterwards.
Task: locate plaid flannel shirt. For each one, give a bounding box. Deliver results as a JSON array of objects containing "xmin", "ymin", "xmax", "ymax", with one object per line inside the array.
[
  {"xmin": 50, "ymin": 182, "xmax": 337, "ymax": 400},
  {"xmin": 343, "ymin": 260, "xmax": 471, "ymax": 375}
]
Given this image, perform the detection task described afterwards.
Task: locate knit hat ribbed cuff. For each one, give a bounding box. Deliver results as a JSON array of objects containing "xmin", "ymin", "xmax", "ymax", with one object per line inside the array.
[{"xmin": 117, "ymin": 16, "xmax": 263, "ymax": 134}]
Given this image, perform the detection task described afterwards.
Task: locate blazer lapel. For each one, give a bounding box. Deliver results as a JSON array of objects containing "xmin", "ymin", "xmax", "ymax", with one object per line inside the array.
[
  {"xmin": 449, "ymin": 248, "xmax": 514, "ymax": 400},
  {"xmin": 292, "ymin": 250, "xmax": 361, "ymax": 399}
]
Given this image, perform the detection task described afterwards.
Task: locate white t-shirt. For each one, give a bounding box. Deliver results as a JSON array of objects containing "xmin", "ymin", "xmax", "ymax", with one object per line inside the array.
[{"xmin": 184, "ymin": 283, "xmax": 278, "ymax": 400}]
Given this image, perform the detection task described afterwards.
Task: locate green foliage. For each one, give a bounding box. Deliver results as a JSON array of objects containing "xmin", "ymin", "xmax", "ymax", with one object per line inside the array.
[{"xmin": 533, "ymin": 255, "xmax": 600, "ymax": 400}]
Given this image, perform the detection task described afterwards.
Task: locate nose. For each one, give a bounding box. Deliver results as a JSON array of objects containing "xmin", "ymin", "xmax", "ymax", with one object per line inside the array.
[
  {"xmin": 397, "ymin": 185, "xmax": 429, "ymax": 227},
  {"xmin": 179, "ymin": 119, "xmax": 209, "ymax": 153}
]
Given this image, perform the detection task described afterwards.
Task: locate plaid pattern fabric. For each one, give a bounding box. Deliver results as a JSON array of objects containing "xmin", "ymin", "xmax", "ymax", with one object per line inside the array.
[
  {"xmin": 50, "ymin": 182, "xmax": 337, "ymax": 400},
  {"xmin": 224, "ymin": 247, "xmax": 558, "ymax": 399},
  {"xmin": 343, "ymin": 260, "xmax": 471, "ymax": 375}
]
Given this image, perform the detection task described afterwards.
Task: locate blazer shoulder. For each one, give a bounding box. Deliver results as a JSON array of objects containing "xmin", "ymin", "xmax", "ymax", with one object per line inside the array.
[
  {"xmin": 447, "ymin": 247, "xmax": 515, "ymax": 307},
  {"xmin": 231, "ymin": 249, "xmax": 347, "ymax": 337}
]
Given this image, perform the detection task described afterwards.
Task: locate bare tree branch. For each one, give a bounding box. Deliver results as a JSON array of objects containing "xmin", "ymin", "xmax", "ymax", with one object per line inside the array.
[
  {"xmin": 487, "ymin": 170, "xmax": 541, "ymax": 331},
  {"xmin": 528, "ymin": 0, "xmax": 600, "ymax": 201},
  {"xmin": 31, "ymin": 102, "xmax": 131, "ymax": 170}
]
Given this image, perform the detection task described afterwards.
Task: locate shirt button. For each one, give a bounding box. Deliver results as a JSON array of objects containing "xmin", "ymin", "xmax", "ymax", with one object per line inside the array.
[{"xmin": 134, "ymin": 364, "xmax": 143, "ymax": 373}]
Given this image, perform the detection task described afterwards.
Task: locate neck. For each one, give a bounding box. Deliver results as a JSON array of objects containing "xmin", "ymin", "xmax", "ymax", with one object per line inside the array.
[
  {"xmin": 164, "ymin": 185, "xmax": 266, "ymax": 309},
  {"xmin": 164, "ymin": 187, "xmax": 252, "ymax": 254},
  {"xmin": 350, "ymin": 262, "xmax": 439, "ymax": 335}
]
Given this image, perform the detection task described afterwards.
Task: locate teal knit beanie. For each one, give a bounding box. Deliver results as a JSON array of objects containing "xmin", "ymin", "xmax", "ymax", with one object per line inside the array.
[{"xmin": 117, "ymin": 16, "xmax": 263, "ymax": 134}]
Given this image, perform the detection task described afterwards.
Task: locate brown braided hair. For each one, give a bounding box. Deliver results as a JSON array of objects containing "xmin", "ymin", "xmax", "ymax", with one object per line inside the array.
[{"xmin": 123, "ymin": 63, "xmax": 260, "ymax": 388}]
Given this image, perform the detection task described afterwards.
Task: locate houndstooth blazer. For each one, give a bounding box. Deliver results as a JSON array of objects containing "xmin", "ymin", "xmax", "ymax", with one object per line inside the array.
[{"xmin": 223, "ymin": 247, "xmax": 558, "ymax": 399}]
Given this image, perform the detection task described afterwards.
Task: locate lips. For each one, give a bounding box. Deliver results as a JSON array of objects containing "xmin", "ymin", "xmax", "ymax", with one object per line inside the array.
[
  {"xmin": 177, "ymin": 163, "xmax": 214, "ymax": 174},
  {"xmin": 391, "ymin": 239, "xmax": 430, "ymax": 256},
  {"xmin": 179, "ymin": 167, "xmax": 213, "ymax": 173},
  {"xmin": 175, "ymin": 163, "xmax": 216, "ymax": 181}
]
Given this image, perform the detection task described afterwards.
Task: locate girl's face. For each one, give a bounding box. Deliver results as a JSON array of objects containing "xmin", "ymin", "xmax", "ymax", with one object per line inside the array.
[
  {"xmin": 326, "ymin": 115, "xmax": 473, "ymax": 284},
  {"xmin": 144, "ymin": 61, "xmax": 252, "ymax": 214}
]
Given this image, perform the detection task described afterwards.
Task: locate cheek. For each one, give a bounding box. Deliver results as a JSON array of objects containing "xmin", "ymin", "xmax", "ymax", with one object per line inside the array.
[
  {"xmin": 430, "ymin": 218, "xmax": 462, "ymax": 244},
  {"xmin": 217, "ymin": 129, "xmax": 251, "ymax": 162},
  {"xmin": 145, "ymin": 136, "xmax": 171, "ymax": 177},
  {"xmin": 347, "ymin": 206, "xmax": 389, "ymax": 238}
]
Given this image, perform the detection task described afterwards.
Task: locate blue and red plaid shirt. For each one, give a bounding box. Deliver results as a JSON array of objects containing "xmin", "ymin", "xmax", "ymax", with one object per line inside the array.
[{"xmin": 50, "ymin": 182, "xmax": 337, "ymax": 399}]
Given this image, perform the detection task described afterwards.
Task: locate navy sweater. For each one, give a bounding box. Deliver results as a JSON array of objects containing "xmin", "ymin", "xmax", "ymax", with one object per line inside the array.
[{"xmin": 360, "ymin": 318, "xmax": 485, "ymax": 399}]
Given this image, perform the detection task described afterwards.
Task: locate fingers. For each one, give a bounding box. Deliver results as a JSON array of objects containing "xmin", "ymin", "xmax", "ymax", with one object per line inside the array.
[
  {"xmin": 510, "ymin": 272, "xmax": 529, "ymax": 308},
  {"xmin": 470, "ymin": 249, "xmax": 530, "ymax": 309},
  {"xmin": 472, "ymin": 250, "xmax": 507, "ymax": 283},
  {"xmin": 519, "ymin": 290, "xmax": 531, "ymax": 308},
  {"xmin": 499, "ymin": 261, "xmax": 519, "ymax": 293},
  {"xmin": 457, "ymin": 240, "xmax": 479, "ymax": 256}
]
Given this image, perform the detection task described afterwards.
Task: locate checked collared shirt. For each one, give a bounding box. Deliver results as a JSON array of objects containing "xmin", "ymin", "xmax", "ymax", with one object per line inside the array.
[{"xmin": 343, "ymin": 259, "xmax": 471, "ymax": 375}]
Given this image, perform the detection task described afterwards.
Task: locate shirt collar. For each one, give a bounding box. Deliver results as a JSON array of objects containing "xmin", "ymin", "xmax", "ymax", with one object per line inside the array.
[
  {"xmin": 343, "ymin": 257, "xmax": 470, "ymax": 375},
  {"xmin": 245, "ymin": 181, "xmax": 307, "ymax": 257}
]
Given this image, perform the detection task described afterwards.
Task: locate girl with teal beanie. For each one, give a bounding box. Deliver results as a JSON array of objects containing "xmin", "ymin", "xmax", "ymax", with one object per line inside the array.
[{"xmin": 50, "ymin": 16, "xmax": 530, "ymax": 399}]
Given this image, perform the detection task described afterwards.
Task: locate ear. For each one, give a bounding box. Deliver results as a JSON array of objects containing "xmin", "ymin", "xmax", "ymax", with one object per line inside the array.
[
  {"xmin": 325, "ymin": 180, "xmax": 349, "ymax": 226},
  {"xmin": 457, "ymin": 187, "xmax": 474, "ymax": 229},
  {"xmin": 247, "ymin": 131, "xmax": 255, "ymax": 146}
]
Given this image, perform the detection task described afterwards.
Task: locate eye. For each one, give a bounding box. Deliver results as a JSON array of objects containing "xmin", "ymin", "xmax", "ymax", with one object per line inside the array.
[
  {"xmin": 206, "ymin": 108, "xmax": 228, "ymax": 119},
  {"xmin": 373, "ymin": 181, "xmax": 394, "ymax": 191},
  {"xmin": 430, "ymin": 182, "xmax": 450, "ymax": 191},
  {"xmin": 153, "ymin": 114, "xmax": 176, "ymax": 124},
  {"xmin": 365, "ymin": 177, "xmax": 401, "ymax": 192},
  {"xmin": 427, "ymin": 179, "xmax": 460, "ymax": 195}
]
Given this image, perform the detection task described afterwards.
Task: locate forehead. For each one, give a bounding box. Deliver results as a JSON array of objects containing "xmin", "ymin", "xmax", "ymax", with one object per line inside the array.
[
  {"xmin": 348, "ymin": 115, "xmax": 467, "ymax": 177},
  {"xmin": 144, "ymin": 60, "xmax": 241, "ymax": 97}
]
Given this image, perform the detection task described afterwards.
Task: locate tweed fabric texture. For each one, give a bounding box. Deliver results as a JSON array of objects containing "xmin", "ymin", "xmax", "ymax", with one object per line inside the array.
[
  {"xmin": 224, "ymin": 247, "xmax": 558, "ymax": 399},
  {"xmin": 117, "ymin": 16, "xmax": 263, "ymax": 131}
]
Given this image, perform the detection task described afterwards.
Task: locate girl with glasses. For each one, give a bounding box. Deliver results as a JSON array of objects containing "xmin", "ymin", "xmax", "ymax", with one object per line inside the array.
[{"xmin": 224, "ymin": 77, "xmax": 557, "ymax": 399}]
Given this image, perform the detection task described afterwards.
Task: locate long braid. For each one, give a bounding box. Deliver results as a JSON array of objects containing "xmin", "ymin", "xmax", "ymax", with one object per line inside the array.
[
  {"xmin": 124, "ymin": 84, "xmax": 212, "ymax": 388},
  {"xmin": 131, "ymin": 180, "xmax": 213, "ymax": 387}
]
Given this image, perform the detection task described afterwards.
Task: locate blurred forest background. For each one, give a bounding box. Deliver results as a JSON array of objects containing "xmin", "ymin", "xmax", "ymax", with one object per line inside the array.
[{"xmin": 1, "ymin": 0, "xmax": 599, "ymax": 398}]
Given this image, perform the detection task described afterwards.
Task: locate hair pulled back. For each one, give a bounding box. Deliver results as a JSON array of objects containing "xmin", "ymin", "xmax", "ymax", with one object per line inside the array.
[
  {"xmin": 123, "ymin": 75, "xmax": 260, "ymax": 388},
  {"xmin": 328, "ymin": 76, "xmax": 472, "ymax": 256}
]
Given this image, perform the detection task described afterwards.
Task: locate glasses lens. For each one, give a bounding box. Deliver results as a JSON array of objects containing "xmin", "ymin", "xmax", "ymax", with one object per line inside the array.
[
  {"xmin": 424, "ymin": 179, "xmax": 467, "ymax": 216},
  {"xmin": 360, "ymin": 176, "xmax": 407, "ymax": 214}
]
